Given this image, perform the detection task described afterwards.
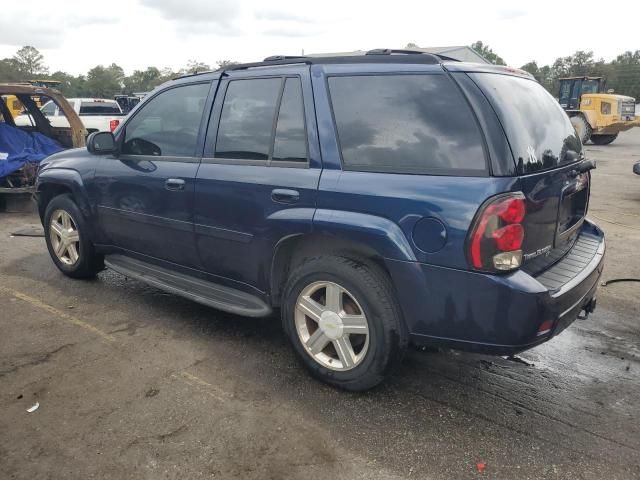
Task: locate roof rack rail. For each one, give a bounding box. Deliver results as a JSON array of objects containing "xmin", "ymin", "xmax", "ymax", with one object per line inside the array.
[
  {"xmin": 365, "ymin": 48, "xmax": 460, "ymax": 62},
  {"xmin": 227, "ymin": 50, "xmax": 447, "ymax": 71},
  {"xmin": 263, "ymin": 55, "xmax": 308, "ymax": 62},
  {"xmin": 172, "ymin": 70, "xmax": 214, "ymax": 80},
  {"xmin": 366, "ymin": 48, "xmax": 427, "ymax": 56},
  {"xmin": 229, "ymin": 58, "xmax": 312, "ymax": 71}
]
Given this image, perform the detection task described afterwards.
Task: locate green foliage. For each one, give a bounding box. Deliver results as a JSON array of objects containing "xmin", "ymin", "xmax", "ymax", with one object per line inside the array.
[
  {"xmin": 216, "ymin": 60, "xmax": 239, "ymax": 69},
  {"xmin": 85, "ymin": 63, "xmax": 125, "ymax": 98},
  {"xmin": 49, "ymin": 71, "xmax": 88, "ymax": 97},
  {"xmin": 0, "ymin": 58, "xmax": 24, "ymax": 82},
  {"xmin": 2, "ymin": 45, "xmax": 638, "ymax": 102},
  {"xmin": 122, "ymin": 67, "xmax": 163, "ymax": 93},
  {"xmin": 0, "ymin": 47, "xmax": 235, "ymax": 98},
  {"xmin": 520, "ymin": 49, "xmax": 640, "ymax": 100},
  {"xmin": 470, "ymin": 41, "xmax": 506, "ymax": 65},
  {"xmin": 185, "ymin": 60, "xmax": 211, "ymax": 74},
  {"xmin": 13, "ymin": 46, "xmax": 48, "ymax": 77}
]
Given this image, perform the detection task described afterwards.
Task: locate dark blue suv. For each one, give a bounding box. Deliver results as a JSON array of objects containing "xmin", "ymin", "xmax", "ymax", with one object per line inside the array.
[{"xmin": 36, "ymin": 51, "xmax": 605, "ymax": 391}]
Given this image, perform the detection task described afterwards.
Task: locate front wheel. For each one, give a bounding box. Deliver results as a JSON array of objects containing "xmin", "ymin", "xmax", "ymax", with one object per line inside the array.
[
  {"xmin": 590, "ymin": 134, "xmax": 618, "ymax": 145},
  {"xmin": 44, "ymin": 194, "xmax": 104, "ymax": 278},
  {"xmin": 282, "ymin": 256, "xmax": 407, "ymax": 391},
  {"xmin": 570, "ymin": 115, "xmax": 592, "ymax": 144}
]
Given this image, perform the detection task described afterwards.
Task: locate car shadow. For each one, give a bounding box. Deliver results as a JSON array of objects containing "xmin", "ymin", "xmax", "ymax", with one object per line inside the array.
[{"xmin": 4, "ymin": 251, "xmax": 639, "ymax": 477}]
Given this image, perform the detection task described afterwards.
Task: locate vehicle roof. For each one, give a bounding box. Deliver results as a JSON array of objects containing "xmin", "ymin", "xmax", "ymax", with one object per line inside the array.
[{"xmin": 169, "ymin": 51, "xmax": 534, "ymax": 83}]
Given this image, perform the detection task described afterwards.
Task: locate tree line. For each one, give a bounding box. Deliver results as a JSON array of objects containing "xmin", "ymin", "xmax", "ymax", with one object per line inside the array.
[
  {"xmin": 2, "ymin": 44, "xmax": 640, "ymax": 101},
  {"xmin": 471, "ymin": 41, "xmax": 640, "ymax": 100},
  {"xmin": 0, "ymin": 46, "xmax": 237, "ymax": 98}
]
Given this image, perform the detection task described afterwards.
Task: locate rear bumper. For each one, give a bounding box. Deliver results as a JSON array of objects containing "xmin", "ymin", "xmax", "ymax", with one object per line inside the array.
[{"xmin": 387, "ymin": 219, "xmax": 605, "ymax": 355}]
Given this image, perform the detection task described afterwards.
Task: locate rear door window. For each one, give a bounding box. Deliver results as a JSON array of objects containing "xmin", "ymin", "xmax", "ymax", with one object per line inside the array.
[
  {"xmin": 212, "ymin": 77, "xmax": 308, "ymax": 164},
  {"xmin": 328, "ymin": 74, "xmax": 486, "ymax": 174},
  {"xmin": 469, "ymin": 73, "xmax": 582, "ymax": 173},
  {"xmin": 272, "ymin": 78, "xmax": 307, "ymax": 163},
  {"xmin": 215, "ymin": 78, "xmax": 281, "ymax": 160}
]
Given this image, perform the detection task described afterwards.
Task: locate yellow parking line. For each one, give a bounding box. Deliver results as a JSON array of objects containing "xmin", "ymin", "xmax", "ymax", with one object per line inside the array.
[
  {"xmin": 172, "ymin": 371, "xmax": 229, "ymax": 403},
  {"xmin": 0, "ymin": 286, "xmax": 115, "ymax": 342},
  {"xmin": 2, "ymin": 285, "xmax": 232, "ymax": 402}
]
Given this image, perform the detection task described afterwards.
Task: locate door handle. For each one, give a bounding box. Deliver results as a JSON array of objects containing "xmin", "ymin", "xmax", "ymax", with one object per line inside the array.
[
  {"xmin": 165, "ymin": 178, "xmax": 186, "ymax": 191},
  {"xmin": 271, "ymin": 188, "xmax": 300, "ymax": 204}
]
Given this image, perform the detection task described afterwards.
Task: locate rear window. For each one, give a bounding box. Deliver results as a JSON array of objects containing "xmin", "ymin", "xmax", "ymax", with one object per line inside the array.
[
  {"xmin": 328, "ymin": 74, "xmax": 486, "ymax": 175},
  {"xmin": 79, "ymin": 101, "xmax": 121, "ymax": 115},
  {"xmin": 41, "ymin": 100, "xmax": 57, "ymax": 116},
  {"xmin": 469, "ymin": 73, "xmax": 582, "ymax": 173}
]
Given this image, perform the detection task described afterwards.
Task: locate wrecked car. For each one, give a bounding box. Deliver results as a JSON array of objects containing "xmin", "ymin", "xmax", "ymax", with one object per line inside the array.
[{"xmin": 0, "ymin": 84, "xmax": 85, "ymax": 193}]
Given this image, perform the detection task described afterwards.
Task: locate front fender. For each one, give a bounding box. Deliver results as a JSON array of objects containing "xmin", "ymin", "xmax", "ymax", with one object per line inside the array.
[
  {"xmin": 36, "ymin": 168, "xmax": 92, "ymax": 219},
  {"xmin": 312, "ymin": 209, "xmax": 416, "ymax": 261},
  {"xmin": 581, "ymin": 110, "xmax": 598, "ymax": 129}
]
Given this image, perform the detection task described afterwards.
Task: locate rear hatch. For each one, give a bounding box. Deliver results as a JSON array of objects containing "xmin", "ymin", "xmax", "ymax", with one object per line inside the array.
[{"xmin": 469, "ymin": 72, "xmax": 590, "ymax": 274}]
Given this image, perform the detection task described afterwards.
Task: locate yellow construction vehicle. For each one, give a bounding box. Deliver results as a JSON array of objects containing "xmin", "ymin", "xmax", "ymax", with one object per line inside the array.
[
  {"xmin": 1, "ymin": 80, "xmax": 63, "ymax": 118},
  {"xmin": 1, "ymin": 94, "xmax": 26, "ymax": 118},
  {"xmin": 559, "ymin": 76, "xmax": 640, "ymax": 145}
]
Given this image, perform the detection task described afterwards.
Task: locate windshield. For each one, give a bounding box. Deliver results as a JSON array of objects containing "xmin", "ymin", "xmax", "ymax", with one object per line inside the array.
[
  {"xmin": 470, "ymin": 73, "xmax": 582, "ymax": 174},
  {"xmin": 582, "ymin": 79, "xmax": 600, "ymax": 94}
]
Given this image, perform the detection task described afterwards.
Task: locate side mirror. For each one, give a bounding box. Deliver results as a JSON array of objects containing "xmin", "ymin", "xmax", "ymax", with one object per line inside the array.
[
  {"xmin": 87, "ymin": 131, "xmax": 116, "ymax": 155},
  {"xmin": 633, "ymin": 161, "xmax": 640, "ymax": 176}
]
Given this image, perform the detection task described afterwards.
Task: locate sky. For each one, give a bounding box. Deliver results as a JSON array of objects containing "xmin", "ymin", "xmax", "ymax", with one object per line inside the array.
[{"xmin": 1, "ymin": 0, "xmax": 638, "ymax": 75}]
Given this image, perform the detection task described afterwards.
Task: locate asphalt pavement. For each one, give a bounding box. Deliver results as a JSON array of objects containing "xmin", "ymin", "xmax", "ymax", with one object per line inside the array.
[{"xmin": 1, "ymin": 130, "xmax": 639, "ymax": 479}]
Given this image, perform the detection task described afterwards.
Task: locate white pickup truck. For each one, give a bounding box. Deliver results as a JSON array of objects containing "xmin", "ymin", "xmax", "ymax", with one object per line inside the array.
[{"xmin": 15, "ymin": 98, "xmax": 126, "ymax": 133}]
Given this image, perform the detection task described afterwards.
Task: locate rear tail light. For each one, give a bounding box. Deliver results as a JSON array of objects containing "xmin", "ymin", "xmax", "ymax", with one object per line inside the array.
[
  {"xmin": 468, "ymin": 193, "xmax": 526, "ymax": 272},
  {"xmin": 109, "ymin": 119, "xmax": 120, "ymax": 132}
]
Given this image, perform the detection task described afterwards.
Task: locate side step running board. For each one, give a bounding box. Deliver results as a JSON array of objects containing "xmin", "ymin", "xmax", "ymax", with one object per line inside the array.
[{"xmin": 104, "ymin": 254, "xmax": 272, "ymax": 318}]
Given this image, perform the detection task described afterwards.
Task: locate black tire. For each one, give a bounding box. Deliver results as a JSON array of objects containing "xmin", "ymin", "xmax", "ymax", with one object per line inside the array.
[
  {"xmin": 590, "ymin": 134, "xmax": 618, "ymax": 145},
  {"xmin": 570, "ymin": 114, "xmax": 592, "ymax": 144},
  {"xmin": 282, "ymin": 255, "xmax": 407, "ymax": 391},
  {"xmin": 44, "ymin": 194, "xmax": 104, "ymax": 278}
]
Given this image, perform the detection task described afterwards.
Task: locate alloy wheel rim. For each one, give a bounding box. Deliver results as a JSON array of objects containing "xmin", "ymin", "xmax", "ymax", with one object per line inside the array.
[
  {"xmin": 49, "ymin": 209, "xmax": 80, "ymax": 266},
  {"xmin": 294, "ymin": 281, "xmax": 370, "ymax": 371}
]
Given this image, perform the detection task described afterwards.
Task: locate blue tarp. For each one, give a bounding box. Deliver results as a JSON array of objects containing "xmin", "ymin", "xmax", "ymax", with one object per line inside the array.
[{"xmin": 0, "ymin": 123, "xmax": 64, "ymax": 178}]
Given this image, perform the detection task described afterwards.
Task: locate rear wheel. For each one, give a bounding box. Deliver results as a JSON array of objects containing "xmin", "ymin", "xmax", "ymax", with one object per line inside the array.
[
  {"xmin": 570, "ymin": 115, "xmax": 592, "ymax": 144},
  {"xmin": 44, "ymin": 194, "xmax": 104, "ymax": 278},
  {"xmin": 282, "ymin": 255, "xmax": 407, "ymax": 391},
  {"xmin": 590, "ymin": 134, "xmax": 618, "ymax": 145}
]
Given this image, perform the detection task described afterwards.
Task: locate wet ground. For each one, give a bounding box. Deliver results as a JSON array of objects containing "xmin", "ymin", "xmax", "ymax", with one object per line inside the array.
[{"xmin": 1, "ymin": 130, "xmax": 639, "ymax": 479}]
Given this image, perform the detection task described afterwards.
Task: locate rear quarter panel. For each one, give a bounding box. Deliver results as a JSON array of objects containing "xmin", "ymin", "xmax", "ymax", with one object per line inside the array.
[{"xmin": 316, "ymin": 170, "xmax": 517, "ymax": 268}]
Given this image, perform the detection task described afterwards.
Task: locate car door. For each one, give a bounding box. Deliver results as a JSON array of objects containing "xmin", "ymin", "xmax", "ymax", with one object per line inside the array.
[
  {"xmin": 93, "ymin": 81, "xmax": 212, "ymax": 268},
  {"xmin": 194, "ymin": 67, "xmax": 321, "ymax": 292}
]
